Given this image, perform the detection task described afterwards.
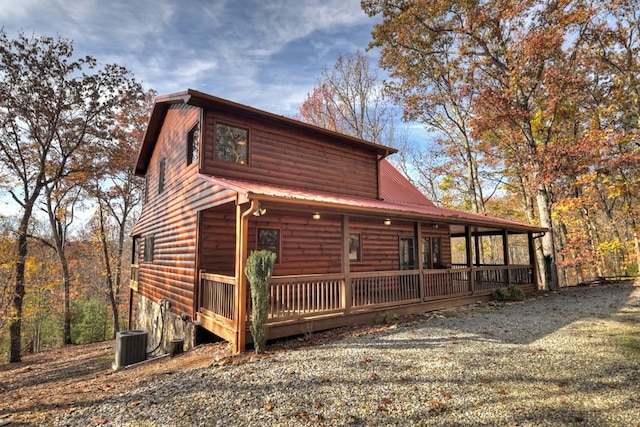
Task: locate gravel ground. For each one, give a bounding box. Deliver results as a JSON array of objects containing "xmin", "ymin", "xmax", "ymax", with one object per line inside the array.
[{"xmin": 54, "ymin": 282, "xmax": 640, "ymax": 427}]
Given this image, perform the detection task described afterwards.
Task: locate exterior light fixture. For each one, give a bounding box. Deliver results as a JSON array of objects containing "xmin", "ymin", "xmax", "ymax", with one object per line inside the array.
[
  {"xmin": 383, "ymin": 218, "xmax": 391, "ymax": 226},
  {"xmin": 252, "ymin": 204, "xmax": 267, "ymax": 216},
  {"xmin": 312, "ymin": 212, "xmax": 321, "ymax": 220},
  {"xmin": 431, "ymin": 223, "xmax": 439, "ymax": 229}
]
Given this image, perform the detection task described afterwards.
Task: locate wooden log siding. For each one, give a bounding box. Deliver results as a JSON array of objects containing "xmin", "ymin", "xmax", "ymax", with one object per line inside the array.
[
  {"xmin": 199, "ymin": 206, "xmax": 236, "ymax": 275},
  {"xmin": 133, "ymin": 104, "xmax": 238, "ymax": 318},
  {"xmin": 248, "ymin": 211, "xmax": 343, "ymax": 276},
  {"xmin": 202, "ymin": 110, "xmax": 379, "ymax": 199}
]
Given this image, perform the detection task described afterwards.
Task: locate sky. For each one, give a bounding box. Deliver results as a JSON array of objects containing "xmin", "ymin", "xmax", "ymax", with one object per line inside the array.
[
  {"xmin": 0, "ymin": 0, "xmax": 430, "ymax": 217},
  {"xmin": 1, "ymin": 0, "xmax": 381, "ymax": 115}
]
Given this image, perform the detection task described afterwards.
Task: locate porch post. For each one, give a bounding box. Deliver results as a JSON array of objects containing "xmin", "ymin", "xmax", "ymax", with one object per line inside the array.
[
  {"xmin": 416, "ymin": 222, "xmax": 425, "ymax": 301},
  {"xmin": 528, "ymin": 232, "xmax": 538, "ymax": 289},
  {"xmin": 341, "ymin": 215, "xmax": 351, "ymax": 313},
  {"xmin": 234, "ymin": 201, "xmax": 255, "ymax": 354},
  {"xmin": 465, "ymin": 226, "xmax": 475, "ymax": 293},
  {"xmin": 474, "ymin": 230, "xmax": 481, "ymax": 266},
  {"xmin": 503, "ymin": 230, "xmax": 511, "ymax": 285}
]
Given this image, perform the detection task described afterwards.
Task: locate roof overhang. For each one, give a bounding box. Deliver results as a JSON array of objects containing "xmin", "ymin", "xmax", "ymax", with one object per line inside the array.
[
  {"xmin": 199, "ymin": 174, "xmax": 547, "ymax": 235},
  {"xmin": 134, "ymin": 89, "xmax": 397, "ymax": 177}
]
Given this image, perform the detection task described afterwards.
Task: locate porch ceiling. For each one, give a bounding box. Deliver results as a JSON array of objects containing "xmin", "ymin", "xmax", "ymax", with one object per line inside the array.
[{"xmin": 198, "ymin": 174, "xmax": 547, "ymax": 234}]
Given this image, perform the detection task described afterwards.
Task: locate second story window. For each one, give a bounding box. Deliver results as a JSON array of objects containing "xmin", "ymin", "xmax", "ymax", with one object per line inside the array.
[
  {"xmin": 215, "ymin": 123, "xmax": 248, "ymax": 165},
  {"xmin": 158, "ymin": 158, "xmax": 166, "ymax": 194},
  {"xmin": 187, "ymin": 123, "xmax": 199, "ymax": 166}
]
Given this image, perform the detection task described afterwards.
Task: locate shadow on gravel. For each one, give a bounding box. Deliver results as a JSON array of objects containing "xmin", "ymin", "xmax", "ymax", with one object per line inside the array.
[{"xmin": 351, "ymin": 281, "xmax": 638, "ymax": 348}]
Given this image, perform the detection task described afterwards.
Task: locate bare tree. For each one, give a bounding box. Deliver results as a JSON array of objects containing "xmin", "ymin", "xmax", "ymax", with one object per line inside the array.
[{"xmin": 0, "ymin": 31, "xmax": 141, "ymax": 362}]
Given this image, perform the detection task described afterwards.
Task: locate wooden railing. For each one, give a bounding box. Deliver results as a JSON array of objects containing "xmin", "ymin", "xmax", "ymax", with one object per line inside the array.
[
  {"xmin": 423, "ymin": 268, "xmax": 471, "ymax": 299},
  {"xmin": 197, "ymin": 265, "xmax": 535, "ymax": 325},
  {"xmin": 351, "ymin": 270, "xmax": 421, "ymax": 308},
  {"xmin": 199, "ymin": 272, "xmax": 236, "ymax": 321},
  {"xmin": 268, "ymin": 274, "xmax": 344, "ymax": 319}
]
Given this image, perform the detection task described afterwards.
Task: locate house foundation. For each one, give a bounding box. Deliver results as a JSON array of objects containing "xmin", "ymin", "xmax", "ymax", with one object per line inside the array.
[{"xmin": 134, "ymin": 293, "xmax": 196, "ymax": 355}]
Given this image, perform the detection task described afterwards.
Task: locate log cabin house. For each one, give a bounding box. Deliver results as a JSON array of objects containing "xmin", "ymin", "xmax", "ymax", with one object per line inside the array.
[{"xmin": 130, "ymin": 89, "xmax": 545, "ymax": 354}]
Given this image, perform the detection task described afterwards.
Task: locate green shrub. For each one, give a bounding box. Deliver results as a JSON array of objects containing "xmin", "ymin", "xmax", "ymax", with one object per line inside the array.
[
  {"xmin": 492, "ymin": 284, "xmax": 524, "ymax": 302},
  {"xmin": 245, "ymin": 250, "xmax": 276, "ymax": 354},
  {"xmin": 71, "ymin": 298, "xmax": 112, "ymax": 344}
]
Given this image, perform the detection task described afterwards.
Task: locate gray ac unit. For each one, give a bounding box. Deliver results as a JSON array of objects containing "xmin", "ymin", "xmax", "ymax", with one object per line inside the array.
[{"xmin": 113, "ymin": 330, "xmax": 148, "ymax": 369}]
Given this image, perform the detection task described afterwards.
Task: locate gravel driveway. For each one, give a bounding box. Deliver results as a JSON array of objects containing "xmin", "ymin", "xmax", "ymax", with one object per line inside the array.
[{"xmin": 54, "ymin": 282, "xmax": 640, "ymax": 427}]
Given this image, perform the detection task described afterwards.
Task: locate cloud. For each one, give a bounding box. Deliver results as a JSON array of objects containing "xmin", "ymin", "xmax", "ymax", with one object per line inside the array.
[{"xmin": 0, "ymin": 0, "xmax": 378, "ymax": 115}]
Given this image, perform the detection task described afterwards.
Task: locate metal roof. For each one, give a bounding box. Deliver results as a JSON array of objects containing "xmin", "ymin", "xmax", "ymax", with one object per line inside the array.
[{"xmin": 198, "ymin": 166, "xmax": 546, "ymax": 234}]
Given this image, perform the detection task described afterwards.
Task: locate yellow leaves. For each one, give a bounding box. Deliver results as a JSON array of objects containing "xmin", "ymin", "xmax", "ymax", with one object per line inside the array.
[{"xmin": 596, "ymin": 239, "xmax": 624, "ymax": 256}]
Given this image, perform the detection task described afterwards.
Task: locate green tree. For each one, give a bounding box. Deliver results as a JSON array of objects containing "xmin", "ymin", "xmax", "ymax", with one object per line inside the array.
[
  {"xmin": 245, "ymin": 250, "xmax": 276, "ymax": 354},
  {"xmin": 0, "ymin": 31, "xmax": 141, "ymax": 362}
]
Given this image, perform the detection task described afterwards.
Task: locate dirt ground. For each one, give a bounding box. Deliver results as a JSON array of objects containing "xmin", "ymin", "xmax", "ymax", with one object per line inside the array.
[{"xmin": 0, "ymin": 319, "xmax": 404, "ymax": 426}]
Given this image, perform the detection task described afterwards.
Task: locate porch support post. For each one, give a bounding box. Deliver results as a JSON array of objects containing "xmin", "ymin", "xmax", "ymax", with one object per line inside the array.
[
  {"xmin": 503, "ymin": 230, "xmax": 511, "ymax": 285},
  {"xmin": 528, "ymin": 232, "xmax": 538, "ymax": 289},
  {"xmin": 234, "ymin": 200, "xmax": 257, "ymax": 354},
  {"xmin": 465, "ymin": 226, "xmax": 475, "ymax": 293},
  {"xmin": 416, "ymin": 222, "xmax": 425, "ymax": 301},
  {"xmin": 341, "ymin": 215, "xmax": 351, "ymax": 313},
  {"xmin": 474, "ymin": 230, "xmax": 481, "ymax": 266}
]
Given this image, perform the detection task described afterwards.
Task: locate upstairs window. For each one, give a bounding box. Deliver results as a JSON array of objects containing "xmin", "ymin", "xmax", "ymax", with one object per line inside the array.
[
  {"xmin": 215, "ymin": 123, "xmax": 248, "ymax": 164},
  {"xmin": 187, "ymin": 122, "xmax": 199, "ymax": 166},
  {"xmin": 158, "ymin": 158, "xmax": 166, "ymax": 194}
]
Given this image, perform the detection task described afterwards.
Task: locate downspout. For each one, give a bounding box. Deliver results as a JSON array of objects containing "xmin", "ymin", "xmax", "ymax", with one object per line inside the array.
[{"xmin": 234, "ymin": 199, "xmax": 260, "ymax": 354}]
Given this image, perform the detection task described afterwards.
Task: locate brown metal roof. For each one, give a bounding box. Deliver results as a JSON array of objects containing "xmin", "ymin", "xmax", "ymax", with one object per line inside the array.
[{"xmin": 134, "ymin": 89, "xmax": 397, "ymax": 176}]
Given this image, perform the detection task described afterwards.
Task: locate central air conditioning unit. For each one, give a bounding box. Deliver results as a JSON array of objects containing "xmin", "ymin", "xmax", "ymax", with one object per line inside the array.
[{"xmin": 113, "ymin": 330, "xmax": 148, "ymax": 370}]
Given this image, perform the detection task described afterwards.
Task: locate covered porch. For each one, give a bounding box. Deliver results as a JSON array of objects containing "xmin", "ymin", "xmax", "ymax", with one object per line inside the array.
[{"xmin": 193, "ymin": 185, "xmax": 543, "ymax": 353}]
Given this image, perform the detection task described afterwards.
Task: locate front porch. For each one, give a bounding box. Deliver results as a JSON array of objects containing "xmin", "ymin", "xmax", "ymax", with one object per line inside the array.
[{"xmin": 196, "ymin": 263, "xmax": 536, "ymax": 348}]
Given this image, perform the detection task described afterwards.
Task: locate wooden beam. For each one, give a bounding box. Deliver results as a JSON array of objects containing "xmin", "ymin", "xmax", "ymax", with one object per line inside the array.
[
  {"xmin": 416, "ymin": 222, "xmax": 425, "ymax": 301},
  {"xmin": 503, "ymin": 230, "xmax": 511, "ymax": 285},
  {"xmin": 465, "ymin": 226, "xmax": 475, "ymax": 293},
  {"xmin": 233, "ymin": 200, "xmax": 259, "ymax": 354},
  {"xmin": 341, "ymin": 215, "xmax": 352, "ymax": 313},
  {"xmin": 528, "ymin": 232, "xmax": 538, "ymax": 289}
]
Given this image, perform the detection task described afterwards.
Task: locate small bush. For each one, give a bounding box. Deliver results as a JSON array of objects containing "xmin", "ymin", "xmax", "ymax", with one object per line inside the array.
[
  {"xmin": 245, "ymin": 250, "xmax": 277, "ymax": 354},
  {"xmin": 492, "ymin": 285, "xmax": 524, "ymax": 302}
]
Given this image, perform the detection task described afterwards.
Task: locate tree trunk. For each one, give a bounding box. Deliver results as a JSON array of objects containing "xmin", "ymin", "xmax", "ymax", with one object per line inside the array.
[
  {"xmin": 536, "ymin": 185, "xmax": 559, "ymax": 290},
  {"xmin": 9, "ymin": 203, "xmax": 35, "ymax": 362}
]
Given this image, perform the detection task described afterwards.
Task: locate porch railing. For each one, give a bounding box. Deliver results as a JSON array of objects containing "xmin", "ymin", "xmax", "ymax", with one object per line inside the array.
[
  {"xmin": 198, "ymin": 265, "xmax": 534, "ymax": 324},
  {"xmin": 199, "ymin": 272, "xmax": 236, "ymax": 321},
  {"xmin": 351, "ymin": 270, "xmax": 421, "ymax": 308},
  {"xmin": 423, "ymin": 268, "xmax": 471, "ymax": 299},
  {"xmin": 269, "ymin": 274, "xmax": 344, "ymax": 319}
]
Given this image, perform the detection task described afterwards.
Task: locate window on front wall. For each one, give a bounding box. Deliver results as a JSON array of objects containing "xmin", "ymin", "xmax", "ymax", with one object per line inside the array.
[
  {"xmin": 144, "ymin": 235, "xmax": 155, "ymax": 263},
  {"xmin": 257, "ymin": 228, "xmax": 280, "ymax": 263},
  {"xmin": 399, "ymin": 236, "xmax": 416, "ymax": 270},
  {"xmin": 215, "ymin": 123, "xmax": 248, "ymax": 164},
  {"xmin": 349, "ymin": 233, "xmax": 362, "ymax": 262},
  {"xmin": 422, "ymin": 237, "xmax": 443, "ymax": 268},
  {"xmin": 187, "ymin": 122, "xmax": 199, "ymax": 166}
]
